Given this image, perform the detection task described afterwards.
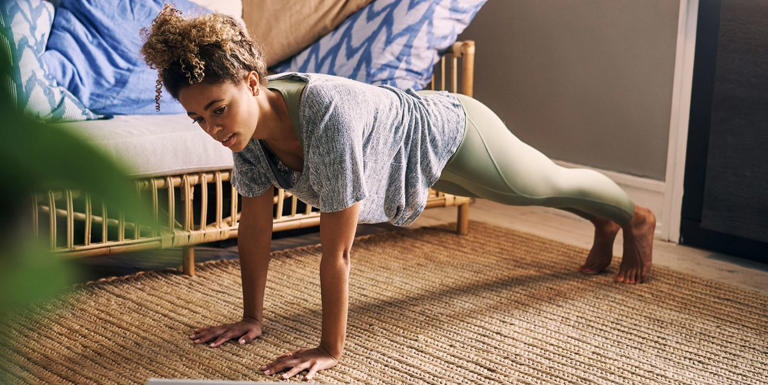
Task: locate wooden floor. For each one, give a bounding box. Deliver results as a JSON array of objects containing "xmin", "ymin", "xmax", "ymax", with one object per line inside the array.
[
  {"xmin": 411, "ymin": 199, "xmax": 768, "ymax": 294},
  {"xmin": 74, "ymin": 199, "xmax": 768, "ymax": 294}
]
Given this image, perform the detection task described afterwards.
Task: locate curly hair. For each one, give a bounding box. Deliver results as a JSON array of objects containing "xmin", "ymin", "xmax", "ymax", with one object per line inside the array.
[{"xmin": 141, "ymin": 4, "xmax": 267, "ymax": 111}]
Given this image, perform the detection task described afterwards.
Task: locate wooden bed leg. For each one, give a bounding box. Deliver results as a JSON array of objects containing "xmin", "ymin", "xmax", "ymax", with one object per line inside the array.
[
  {"xmin": 182, "ymin": 246, "xmax": 195, "ymax": 276},
  {"xmin": 457, "ymin": 202, "xmax": 470, "ymax": 235}
]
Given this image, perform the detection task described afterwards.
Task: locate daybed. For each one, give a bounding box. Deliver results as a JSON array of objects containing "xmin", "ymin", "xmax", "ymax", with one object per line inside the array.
[{"xmin": 12, "ymin": 0, "xmax": 482, "ymax": 275}]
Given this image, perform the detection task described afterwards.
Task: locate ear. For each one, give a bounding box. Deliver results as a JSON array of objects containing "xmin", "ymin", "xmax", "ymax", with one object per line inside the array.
[{"xmin": 245, "ymin": 71, "xmax": 260, "ymax": 96}]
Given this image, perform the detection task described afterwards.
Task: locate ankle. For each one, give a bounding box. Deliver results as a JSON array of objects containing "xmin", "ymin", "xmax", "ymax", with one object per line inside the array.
[
  {"xmin": 592, "ymin": 218, "xmax": 620, "ymax": 233},
  {"xmin": 622, "ymin": 207, "xmax": 656, "ymax": 235}
]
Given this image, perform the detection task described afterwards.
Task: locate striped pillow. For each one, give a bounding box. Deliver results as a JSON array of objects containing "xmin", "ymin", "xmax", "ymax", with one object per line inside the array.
[
  {"xmin": 0, "ymin": 0, "xmax": 98, "ymax": 121},
  {"xmin": 270, "ymin": 0, "xmax": 486, "ymax": 90}
]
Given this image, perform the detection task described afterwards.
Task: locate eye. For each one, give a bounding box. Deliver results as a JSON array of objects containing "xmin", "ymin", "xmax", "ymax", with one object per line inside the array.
[
  {"xmin": 191, "ymin": 117, "xmax": 204, "ymax": 124},
  {"xmin": 213, "ymin": 106, "xmax": 226, "ymax": 115}
]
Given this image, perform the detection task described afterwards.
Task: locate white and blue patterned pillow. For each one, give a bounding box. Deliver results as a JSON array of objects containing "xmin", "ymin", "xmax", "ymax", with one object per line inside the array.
[
  {"xmin": 271, "ymin": 0, "xmax": 486, "ymax": 90},
  {"xmin": 0, "ymin": 0, "xmax": 98, "ymax": 121}
]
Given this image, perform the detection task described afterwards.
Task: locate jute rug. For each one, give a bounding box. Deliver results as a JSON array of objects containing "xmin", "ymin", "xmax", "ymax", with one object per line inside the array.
[{"xmin": 1, "ymin": 221, "xmax": 766, "ymax": 384}]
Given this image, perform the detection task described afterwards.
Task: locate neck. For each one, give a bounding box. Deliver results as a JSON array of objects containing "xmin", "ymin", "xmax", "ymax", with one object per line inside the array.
[{"xmin": 253, "ymin": 87, "xmax": 293, "ymax": 144}]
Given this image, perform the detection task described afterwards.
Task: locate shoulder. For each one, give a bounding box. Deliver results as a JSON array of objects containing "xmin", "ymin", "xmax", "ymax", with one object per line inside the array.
[
  {"xmin": 300, "ymin": 76, "xmax": 372, "ymax": 126},
  {"xmin": 268, "ymin": 72, "xmax": 367, "ymax": 94},
  {"xmin": 305, "ymin": 74, "xmax": 376, "ymax": 101}
]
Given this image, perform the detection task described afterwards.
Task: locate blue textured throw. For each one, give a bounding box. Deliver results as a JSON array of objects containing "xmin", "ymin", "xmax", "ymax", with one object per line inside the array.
[{"xmin": 40, "ymin": 0, "xmax": 209, "ymax": 115}]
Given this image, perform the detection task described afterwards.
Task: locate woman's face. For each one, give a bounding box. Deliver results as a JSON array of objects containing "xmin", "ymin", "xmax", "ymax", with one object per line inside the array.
[{"xmin": 178, "ymin": 75, "xmax": 260, "ymax": 153}]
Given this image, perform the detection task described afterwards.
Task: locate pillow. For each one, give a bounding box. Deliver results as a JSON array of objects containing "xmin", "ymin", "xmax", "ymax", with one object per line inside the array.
[
  {"xmin": 243, "ymin": 0, "xmax": 372, "ymax": 66},
  {"xmin": 270, "ymin": 0, "xmax": 487, "ymax": 90},
  {"xmin": 40, "ymin": 0, "xmax": 210, "ymax": 116},
  {"xmin": 0, "ymin": 0, "xmax": 99, "ymax": 120}
]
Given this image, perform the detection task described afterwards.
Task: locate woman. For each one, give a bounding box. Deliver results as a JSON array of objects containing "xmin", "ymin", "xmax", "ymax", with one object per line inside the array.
[{"xmin": 142, "ymin": 5, "xmax": 655, "ymax": 381}]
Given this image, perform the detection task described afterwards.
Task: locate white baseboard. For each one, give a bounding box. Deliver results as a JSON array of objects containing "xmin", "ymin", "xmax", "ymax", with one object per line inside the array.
[{"xmin": 552, "ymin": 160, "xmax": 669, "ymax": 241}]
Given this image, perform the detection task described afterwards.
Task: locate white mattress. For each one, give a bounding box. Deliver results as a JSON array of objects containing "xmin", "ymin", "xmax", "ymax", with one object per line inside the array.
[{"xmin": 57, "ymin": 114, "xmax": 234, "ymax": 177}]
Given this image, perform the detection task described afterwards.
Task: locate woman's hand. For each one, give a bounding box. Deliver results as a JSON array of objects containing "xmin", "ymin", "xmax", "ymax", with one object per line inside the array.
[
  {"xmin": 189, "ymin": 317, "xmax": 262, "ymax": 347},
  {"xmin": 260, "ymin": 346, "xmax": 339, "ymax": 381}
]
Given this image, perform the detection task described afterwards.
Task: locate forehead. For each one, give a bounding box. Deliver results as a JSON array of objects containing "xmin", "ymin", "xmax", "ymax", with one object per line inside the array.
[{"xmin": 177, "ymin": 80, "xmax": 243, "ymax": 112}]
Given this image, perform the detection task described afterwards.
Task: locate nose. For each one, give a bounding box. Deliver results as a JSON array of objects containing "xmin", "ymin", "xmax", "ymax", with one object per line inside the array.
[{"xmin": 203, "ymin": 123, "xmax": 223, "ymax": 136}]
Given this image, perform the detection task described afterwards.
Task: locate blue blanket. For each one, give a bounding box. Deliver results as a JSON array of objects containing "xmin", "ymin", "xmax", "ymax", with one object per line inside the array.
[{"xmin": 41, "ymin": 0, "xmax": 209, "ymax": 115}]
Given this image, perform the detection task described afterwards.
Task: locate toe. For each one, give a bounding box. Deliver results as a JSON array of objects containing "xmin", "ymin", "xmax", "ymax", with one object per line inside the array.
[{"xmin": 642, "ymin": 266, "xmax": 652, "ymax": 281}]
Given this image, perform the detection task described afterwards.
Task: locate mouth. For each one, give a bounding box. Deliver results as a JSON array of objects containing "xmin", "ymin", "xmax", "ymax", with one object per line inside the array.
[{"xmin": 220, "ymin": 133, "xmax": 236, "ymax": 148}]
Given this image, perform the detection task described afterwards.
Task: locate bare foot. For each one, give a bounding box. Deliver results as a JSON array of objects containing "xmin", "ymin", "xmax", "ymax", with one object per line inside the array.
[
  {"xmin": 616, "ymin": 205, "xmax": 656, "ymax": 284},
  {"xmin": 579, "ymin": 218, "xmax": 620, "ymax": 274}
]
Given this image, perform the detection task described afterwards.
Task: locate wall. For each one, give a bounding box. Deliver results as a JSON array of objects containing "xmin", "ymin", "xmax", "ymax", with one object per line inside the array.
[{"xmin": 457, "ymin": 0, "xmax": 681, "ymax": 181}]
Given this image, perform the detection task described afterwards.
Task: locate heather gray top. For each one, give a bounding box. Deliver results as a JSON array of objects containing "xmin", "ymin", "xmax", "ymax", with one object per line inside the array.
[{"xmin": 231, "ymin": 72, "xmax": 466, "ymax": 226}]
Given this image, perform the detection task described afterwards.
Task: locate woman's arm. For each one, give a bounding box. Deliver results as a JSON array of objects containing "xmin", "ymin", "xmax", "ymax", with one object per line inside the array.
[
  {"xmin": 318, "ymin": 202, "xmax": 360, "ymax": 359},
  {"xmin": 261, "ymin": 201, "xmax": 360, "ymax": 381},
  {"xmin": 191, "ymin": 186, "xmax": 274, "ymax": 348},
  {"xmin": 239, "ymin": 186, "xmax": 276, "ymax": 322}
]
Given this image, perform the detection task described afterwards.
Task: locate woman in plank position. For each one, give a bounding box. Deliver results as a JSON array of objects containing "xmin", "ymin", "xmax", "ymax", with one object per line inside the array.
[{"xmin": 142, "ymin": 5, "xmax": 655, "ymax": 381}]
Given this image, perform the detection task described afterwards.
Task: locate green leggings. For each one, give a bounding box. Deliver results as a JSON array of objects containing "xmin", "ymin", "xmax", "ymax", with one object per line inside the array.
[{"xmin": 425, "ymin": 91, "xmax": 636, "ymax": 226}]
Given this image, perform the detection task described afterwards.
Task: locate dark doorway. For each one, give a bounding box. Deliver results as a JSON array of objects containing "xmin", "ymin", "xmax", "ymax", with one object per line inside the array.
[{"xmin": 682, "ymin": 0, "xmax": 768, "ymax": 262}]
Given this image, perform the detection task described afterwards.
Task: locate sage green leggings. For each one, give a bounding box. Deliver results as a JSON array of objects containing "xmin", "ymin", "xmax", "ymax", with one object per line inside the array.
[{"xmin": 428, "ymin": 92, "xmax": 636, "ymax": 226}]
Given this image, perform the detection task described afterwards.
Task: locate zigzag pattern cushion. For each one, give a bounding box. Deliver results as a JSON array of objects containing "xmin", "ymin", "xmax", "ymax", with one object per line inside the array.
[
  {"xmin": 270, "ymin": 0, "xmax": 486, "ymax": 90},
  {"xmin": 0, "ymin": 0, "xmax": 98, "ymax": 121}
]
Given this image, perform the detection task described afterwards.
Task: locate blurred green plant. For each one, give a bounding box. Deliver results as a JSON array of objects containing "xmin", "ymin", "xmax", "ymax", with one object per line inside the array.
[{"xmin": 0, "ymin": 38, "xmax": 156, "ymax": 317}]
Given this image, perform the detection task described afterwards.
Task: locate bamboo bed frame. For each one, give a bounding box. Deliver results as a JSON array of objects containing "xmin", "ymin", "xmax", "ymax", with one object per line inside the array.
[{"xmin": 35, "ymin": 40, "xmax": 476, "ymax": 275}]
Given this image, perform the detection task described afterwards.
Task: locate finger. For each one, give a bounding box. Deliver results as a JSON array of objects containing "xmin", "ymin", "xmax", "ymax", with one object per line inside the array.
[
  {"xmin": 280, "ymin": 362, "xmax": 311, "ymax": 380},
  {"xmin": 190, "ymin": 329, "xmax": 212, "ymax": 340},
  {"xmin": 262, "ymin": 356, "xmax": 287, "ymax": 373},
  {"xmin": 305, "ymin": 362, "xmax": 321, "ymax": 381},
  {"xmin": 263, "ymin": 349, "xmax": 303, "ymax": 372},
  {"xmin": 209, "ymin": 332, "xmax": 236, "ymax": 348},
  {"xmin": 267, "ymin": 358, "xmax": 300, "ymax": 374},
  {"xmin": 190, "ymin": 327, "xmax": 208, "ymax": 338},
  {"xmin": 261, "ymin": 358, "xmax": 283, "ymax": 374},
  {"xmin": 274, "ymin": 352, "xmax": 293, "ymax": 361},
  {"xmin": 239, "ymin": 329, "xmax": 262, "ymax": 345},
  {"xmin": 193, "ymin": 331, "xmax": 219, "ymax": 344}
]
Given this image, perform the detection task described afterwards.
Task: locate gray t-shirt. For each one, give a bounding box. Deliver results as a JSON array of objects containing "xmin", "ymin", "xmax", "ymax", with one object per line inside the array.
[{"xmin": 231, "ymin": 72, "xmax": 466, "ymax": 226}]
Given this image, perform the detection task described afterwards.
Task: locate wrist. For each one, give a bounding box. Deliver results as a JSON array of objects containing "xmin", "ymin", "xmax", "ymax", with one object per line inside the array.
[
  {"xmin": 318, "ymin": 341, "xmax": 343, "ymax": 361},
  {"xmin": 242, "ymin": 313, "xmax": 262, "ymax": 324}
]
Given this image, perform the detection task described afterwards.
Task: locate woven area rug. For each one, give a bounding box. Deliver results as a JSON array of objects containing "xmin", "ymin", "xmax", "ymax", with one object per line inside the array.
[{"xmin": 1, "ymin": 220, "xmax": 766, "ymax": 384}]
